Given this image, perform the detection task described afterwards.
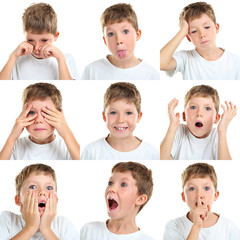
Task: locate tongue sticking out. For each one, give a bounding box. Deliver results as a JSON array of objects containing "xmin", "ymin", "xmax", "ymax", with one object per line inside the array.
[
  {"xmin": 118, "ymin": 50, "xmax": 126, "ymax": 58},
  {"xmin": 109, "ymin": 199, "xmax": 118, "ymax": 210},
  {"xmin": 195, "ymin": 122, "xmax": 203, "ymax": 128}
]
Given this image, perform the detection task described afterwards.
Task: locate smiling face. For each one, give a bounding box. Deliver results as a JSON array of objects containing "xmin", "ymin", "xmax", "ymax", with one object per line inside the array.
[
  {"xmin": 105, "ymin": 171, "xmax": 144, "ymax": 220},
  {"xmin": 26, "ymin": 97, "xmax": 56, "ymax": 144},
  {"xmin": 25, "ymin": 31, "xmax": 59, "ymax": 59},
  {"xmin": 183, "ymin": 96, "xmax": 220, "ymax": 138},
  {"xmin": 15, "ymin": 172, "xmax": 56, "ymax": 216},
  {"xmin": 187, "ymin": 13, "xmax": 219, "ymax": 51},
  {"xmin": 103, "ymin": 21, "xmax": 141, "ymax": 67},
  {"xmin": 182, "ymin": 176, "xmax": 219, "ymax": 214},
  {"xmin": 102, "ymin": 99, "xmax": 142, "ymax": 140}
]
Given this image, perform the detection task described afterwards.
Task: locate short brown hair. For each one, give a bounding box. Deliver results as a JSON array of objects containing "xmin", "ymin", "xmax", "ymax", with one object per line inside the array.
[
  {"xmin": 181, "ymin": 2, "xmax": 216, "ymax": 24},
  {"xmin": 22, "ymin": 82, "xmax": 62, "ymax": 111},
  {"xmin": 22, "ymin": 3, "xmax": 57, "ymax": 34},
  {"xmin": 181, "ymin": 162, "xmax": 218, "ymax": 191},
  {"xmin": 104, "ymin": 82, "xmax": 141, "ymax": 113},
  {"xmin": 15, "ymin": 163, "xmax": 57, "ymax": 196},
  {"xmin": 184, "ymin": 85, "xmax": 220, "ymax": 114},
  {"xmin": 101, "ymin": 3, "xmax": 139, "ymax": 32},
  {"xmin": 112, "ymin": 161, "xmax": 153, "ymax": 213}
]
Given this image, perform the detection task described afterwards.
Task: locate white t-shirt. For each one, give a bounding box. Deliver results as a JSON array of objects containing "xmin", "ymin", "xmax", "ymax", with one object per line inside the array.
[
  {"xmin": 81, "ymin": 137, "xmax": 160, "ymax": 160},
  {"xmin": 171, "ymin": 124, "xmax": 218, "ymax": 160},
  {"xmin": 10, "ymin": 135, "xmax": 72, "ymax": 160},
  {"xmin": 81, "ymin": 57, "xmax": 160, "ymax": 80},
  {"xmin": 167, "ymin": 49, "xmax": 240, "ymax": 80},
  {"xmin": 12, "ymin": 53, "xmax": 79, "ymax": 80},
  {"xmin": 0, "ymin": 211, "xmax": 79, "ymax": 240},
  {"xmin": 80, "ymin": 221, "xmax": 154, "ymax": 240},
  {"xmin": 163, "ymin": 214, "xmax": 240, "ymax": 240}
]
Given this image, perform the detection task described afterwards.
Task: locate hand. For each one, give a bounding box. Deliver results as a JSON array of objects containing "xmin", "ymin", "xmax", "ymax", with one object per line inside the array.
[
  {"xmin": 39, "ymin": 193, "xmax": 58, "ymax": 232},
  {"xmin": 179, "ymin": 12, "xmax": 189, "ymax": 35},
  {"xmin": 192, "ymin": 195, "xmax": 210, "ymax": 228},
  {"xmin": 168, "ymin": 98, "xmax": 180, "ymax": 130},
  {"xmin": 41, "ymin": 106, "xmax": 70, "ymax": 138},
  {"xmin": 40, "ymin": 43, "xmax": 64, "ymax": 61},
  {"xmin": 12, "ymin": 41, "xmax": 33, "ymax": 59},
  {"xmin": 217, "ymin": 101, "xmax": 237, "ymax": 135},
  {"xmin": 21, "ymin": 191, "xmax": 40, "ymax": 232},
  {"xmin": 10, "ymin": 104, "xmax": 37, "ymax": 141}
]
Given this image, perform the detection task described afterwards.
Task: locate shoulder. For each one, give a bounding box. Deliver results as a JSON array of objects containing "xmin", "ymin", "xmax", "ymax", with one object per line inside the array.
[
  {"xmin": 83, "ymin": 58, "xmax": 109, "ymax": 69},
  {"xmin": 81, "ymin": 221, "xmax": 105, "ymax": 230},
  {"xmin": 139, "ymin": 141, "xmax": 160, "ymax": 159},
  {"xmin": 84, "ymin": 138, "xmax": 106, "ymax": 150},
  {"xmin": 80, "ymin": 221, "xmax": 106, "ymax": 239},
  {"xmin": 0, "ymin": 211, "xmax": 21, "ymax": 226}
]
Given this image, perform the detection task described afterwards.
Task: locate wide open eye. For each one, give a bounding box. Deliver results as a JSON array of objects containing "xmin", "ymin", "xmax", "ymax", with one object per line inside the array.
[
  {"xmin": 121, "ymin": 182, "xmax": 127, "ymax": 187},
  {"xmin": 29, "ymin": 185, "xmax": 37, "ymax": 189}
]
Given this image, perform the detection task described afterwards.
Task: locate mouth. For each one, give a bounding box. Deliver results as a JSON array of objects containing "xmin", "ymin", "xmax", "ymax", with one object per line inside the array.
[
  {"xmin": 114, "ymin": 126, "xmax": 128, "ymax": 131},
  {"xmin": 108, "ymin": 197, "xmax": 118, "ymax": 211},
  {"xmin": 195, "ymin": 122, "xmax": 203, "ymax": 128},
  {"xmin": 38, "ymin": 201, "xmax": 46, "ymax": 209},
  {"xmin": 201, "ymin": 40, "xmax": 209, "ymax": 45},
  {"xmin": 195, "ymin": 201, "xmax": 204, "ymax": 207},
  {"xmin": 34, "ymin": 128, "xmax": 46, "ymax": 131},
  {"xmin": 117, "ymin": 50, "xmax": 126, "ymax": 58}
]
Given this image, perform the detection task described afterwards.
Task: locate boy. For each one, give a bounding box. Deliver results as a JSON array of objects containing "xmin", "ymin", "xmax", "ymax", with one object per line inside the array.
[
  {"xmin": 0, "ymin": 3, "xmax": 78, "ymax": 80},
  {"xmin": 160, "ymin": 2, "xmax": 240, "ymax": 80},
  {"xmin": 163, "ymin": 162, "xmax": 240, "ymax": 239},
  {"xmin": 0, "ymin": 163, "xmax": 79, "ymax": 239},
  {"xmin": 81, "ymin": 82, "xmax": 159, "ymax": 159},
  {"xmin": 0, "ymin": 82, "xmax": 80, "ymax": 160},
  {"xmin": 80, "ymin": 161, "xmax": 154, "ymax": 239},
  {"xmin": 81, "ymin": 3, "xmax": 160, "ymax": 80},
  {"xmin": 160, "ymin": 85, "xmax": 237, "ymax": 160}
]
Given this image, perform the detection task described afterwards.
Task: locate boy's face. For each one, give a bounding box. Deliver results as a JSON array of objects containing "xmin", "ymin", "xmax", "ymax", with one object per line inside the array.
[
  {"xmin": 183, "ymin": 96, "xmax": 220, "ymax": 138},
  {"xmin": 187, "ymin": 13, "xmax": 219, "ymax": 51},
  {"xmin": 25, "ymin": 31, "xmax": 59, "ymax": 59},
  {"xmin": 102, "ymin": 99, "xmax": 142, "ymax": 140},
  {"xmin": 15, "ymin": 172, "xmax": 56, "ymax": 217},
  {"xmin": 181, "ymin": 176, "xmax": 219, "ymax": 214},
  {"xmin": 26, "ymin": 97, "xmax": 56, "ymax": 144},
  {"xmin": 105, "ymin": 171, "xmax": 145, "ymax": 220},
  {"xmin": 103, "ymin": 21, "xmax": 141, "ymax": 64}
]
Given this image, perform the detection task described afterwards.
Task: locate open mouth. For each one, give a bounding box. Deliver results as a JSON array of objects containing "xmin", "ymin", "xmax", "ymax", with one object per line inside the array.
[
  {"xmin": 114, "ymin": 127, "xmax": 128, "ymax": 131},
  {"xmin": 38, "ymin": 202, "xmax": 46, "ymax": 208},
  {"xmin": 108, "ymin": 198, "xmax": 118, "ymax": 210},
  {"xmin": 195, "ymin": 122, "xmax": 203, "ymax": 128}
]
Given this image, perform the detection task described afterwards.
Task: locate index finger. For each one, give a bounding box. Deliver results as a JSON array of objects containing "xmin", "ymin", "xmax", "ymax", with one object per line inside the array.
[
  {"xmin": 21, "ymin": 103, "xmax": 33, "ymax": 117},
  {"xmin": 196, "ymin": 194, "xmax": 202, "ymax": 207}
]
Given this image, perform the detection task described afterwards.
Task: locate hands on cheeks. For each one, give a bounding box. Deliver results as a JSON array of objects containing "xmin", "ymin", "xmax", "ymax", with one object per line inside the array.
[
  {"xmin": 217, "ymin": 101, "xmax": 237, "ymax": 135},
  {"xmin": 168, "ymin": 98, "xmax": 180, "ymax": 130}
]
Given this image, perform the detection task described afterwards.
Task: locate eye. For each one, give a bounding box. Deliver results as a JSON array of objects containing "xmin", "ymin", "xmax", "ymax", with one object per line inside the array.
[
  {"xmin": 42, "ymin": 39, "xmax": 48, "ymax": 43},
  {"xmin": 123, "ymin": 29, "xmax": 129, "ymax": 34},
  {"xmin": 191, "ymin": 30, "xmax": 197, "ymax": 34},
  {"xmin": 121, "ymin": 182, "xmax": 127, "ymax": 187},
  {"xmin": 189, "ymin": 187, "xmax": 195, "ymax": 191},
  {"xmin": 205, "ymin": 107, "xmax": 211, "ymax": 111},
  {"xmin": 108, "ymin": 32, "xmax": 114, "ymax": 37},
  {"xmin": 29, "ymin": 185, "xmax": 36, "ymax": 189},
  {"xmin": 205, "ymin": 26, "xmax": 210, "ymax": 29},
  {"xmin": 190, "ymin": 106, "xmax": 196, "ymax": 110},
  {"xmin": 27, "ymin": 39, "xmax": 33, "ymax": 42},
  {"xmin": 204, "ymin": 186, "xmax": 210, "ymax": 191},
  {"xmin": 126, "ymin": 111, "xmax": 132, "ymax": 115},
  {"xmin": 110, "ymin": 111, "xmax": 117, "ymax": 115},
  {"xmin": 28, "ymin": 110, "xmax": 35, "ymax": 115},
  {"xmin": 108, "ymin": 181, "xmax": 113, "ymax": 186},
  {"xmin": 47, "ymin": 186, "xmax": 53, "ymax": 190}
]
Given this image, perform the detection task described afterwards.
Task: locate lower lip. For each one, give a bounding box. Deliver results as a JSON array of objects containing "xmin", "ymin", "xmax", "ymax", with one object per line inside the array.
[
  {"xmin": 201, "ymin": 40, "xmax": 209, "ymax": 44},
  {"xmin": 34, "ymin": 129, "xmax": 46, "ymax": 131}
]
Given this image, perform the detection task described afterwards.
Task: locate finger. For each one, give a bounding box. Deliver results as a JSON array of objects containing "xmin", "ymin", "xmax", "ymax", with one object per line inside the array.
[
  {"xmin": 221, "ymin": 104, "xmax": 226, "ymax": 113},
  {"xmin": 21, "ymin": 103, "xmax": 33, "ymax": 117},
  {"xmin": 42, "ymin": 112, "xmax": 58, "ymax": 122},
  {"xmin": 29, "ymin": 191, "xmax": 36, "ymax": 213},
  {"xmin": 225, "ymin": 101, "xmax": 230, "ymax": 110},
  {"xmin": 42, "ymin": 106, "xmax": 59, "ymax": 117},
  {"xmin": 196, "ymin": 194, "xmax": 202, "ymax": 207}
]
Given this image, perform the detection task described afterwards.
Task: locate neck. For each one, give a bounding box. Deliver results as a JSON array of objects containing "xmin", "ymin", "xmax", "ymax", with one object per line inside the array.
[
  {"xmin": 195, "ymin": 46, "xmax": 224, "ymax": 61},
  {"xmin": 106, "ymin": 218, "xmax": 139, "ymax": 234},
  {"xmin": 106, "ymin": 134, "xmax": 141, "ymax": 152},
  {"xmin": 29, "ymin": 134, "xmax": 55, "ymax": 144},
  {"xmin": 107, "ymin": 55, "xmax": 141, "ymax": 69}
]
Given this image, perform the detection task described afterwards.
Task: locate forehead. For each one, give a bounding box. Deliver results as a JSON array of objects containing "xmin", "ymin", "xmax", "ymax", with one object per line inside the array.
[
  {"xmin": 106, "ymin": 99, "xmax": 137, "ymax": 110},
  {"xmin": 188, "ymin": 13, "xmax": 214, "ymax": 26},
  {"xmin": 185, "ymin": 176, "xmax": 213, "ymax": 186},
  {"xmin": 25, "ymin": 31, "xmax": 54, "ymax": 39},
  {"xmin": 104, "ymin": 20, "xmax": 133, "ymax": 30},
  {"xmin": 111, "ymin": 170, "xmax": 135, "ymax": 181},
  {"xmin": 27, "ymin": 97, "xmax": 55, "ymax": 108},
  {"xmin": 22, "ymin": 172, "xmax": 55, "ymax": 186},
  {"xmin": 187, "ymin": 95, "xmax": 214, "ymax": 105}
]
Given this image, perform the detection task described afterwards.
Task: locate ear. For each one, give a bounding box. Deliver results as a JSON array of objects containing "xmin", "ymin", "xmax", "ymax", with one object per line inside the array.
[
  {"xmin": 102, "ymin": 112, "xmax": 107, "ymax": 122},
  {"xmin": 182, "ymin": 112, "xmax": 186, "ymax": 121},
  {"xmin": 136, "ymin": 29, "xmax": 142, "ymax": 41},
  {"xmin": 54, "ymin": 32, "xmax": 60, "ymax": 41},
  {"xmin": 214, "ymin": 113, "xmax": 220, "ymax": 124},
  {"xmin": 215, "ymin": 23, "xmax": 220, "ymax": 34},
  {"xmin": 181, "ymin": 192, "xmax": 186, "ymax": 202},
  {"xmin": 136, "ymin": 194, "xmax": 147, "ymax": 207},
  {"xmin": 15, "ymin": 195, "xmax": 21, "ymax": 206},
  {"xmin": 186, "ymin": 34, "xmax": 191, "ymax": 42},
  {"xmin": 103, "ymin": 36, "xmax": 107, "ymax": 46},
  {"xmin": 137, "ymin": 112, "xmax": 143, "ymax": 123},
  {"xmin": 214, "ymin": 191, "xmax": 219, "ymax": 201}
]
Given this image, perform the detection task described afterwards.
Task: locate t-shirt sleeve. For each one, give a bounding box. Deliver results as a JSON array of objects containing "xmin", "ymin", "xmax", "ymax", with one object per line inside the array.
[
  {"xmin": 0, "ymin": 211, "xmax": 12, "ymax": 239},
  {"xmin": 163, "ymin": 220, "xmax": 185, "ymax": 240}
]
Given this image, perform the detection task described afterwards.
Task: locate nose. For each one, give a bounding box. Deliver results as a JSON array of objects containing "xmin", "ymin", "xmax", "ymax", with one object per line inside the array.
[
  {"xmin": 116, "ymin": 34, "xmax": 123, "ymax": 45},
  {"xmin": 196, "ymin": 108, "xmax": 203, "ymax": 117},
  {"xmin": 34, "ymin": 113, "xmax": 43, "ymax": 123},
  {"xmin": 116, "ymin": 113, "xmax": 125, "ymax": 123},
  {"xmin": 200, "ymin": 29, "xmax": 206, "ymax": 38},
  {"xmin": 38, "ymin": 189, "xmax": 47, "ymax": 197},
  {"xmin": 108, "ymin": 185, "xmax": 116, "ymax": 193},
  {"xmin": 34, "ymin": 42, "xmax": 41, "ymax": 52}
]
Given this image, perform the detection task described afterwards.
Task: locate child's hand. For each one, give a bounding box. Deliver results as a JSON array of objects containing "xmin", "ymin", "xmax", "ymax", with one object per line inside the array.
[
  {"xmin": 12, "ymin": 41, "xmax": 33, "ymax": 59},
  {"xmin": 39, "ymin": 193, "xmax": 57, "ymax": 232},
  {"xmin": 179, "ymin": 12, "xmax": 189, "ymax": 35},
  {"xmin": 168, "ymin": 98, "xmax": 180, "ymax": 130},
  {"xmin": 192, "ymin": 195, "xmax": 210, "ymax": 228},
  {"xmin": 41, "ymin": 106, "xmax": 70, "ymax": 138},
  {"xmin": 217, "ymin": 101, "xmax": 237, "ymax": 135},
  {"xmin": 21, "ymin": 191, "xmax": 40, "ymax": 232},
  {"xmin": 40, "ymin": 43, "xmax": 64, "ymax": 61},
  {"xmin": 10, "ymin": 104, "xmax": 37, "ymax": 141}
]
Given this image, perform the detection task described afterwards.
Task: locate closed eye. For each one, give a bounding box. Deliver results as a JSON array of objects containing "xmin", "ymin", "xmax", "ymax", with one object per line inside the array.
[
  {"xmin": 204, "ymin": 26, "xmax": 210, "ymax": 29},
  {"xmin": 191, "ymin": 30, "xmax": 197, "ymax": 34}
]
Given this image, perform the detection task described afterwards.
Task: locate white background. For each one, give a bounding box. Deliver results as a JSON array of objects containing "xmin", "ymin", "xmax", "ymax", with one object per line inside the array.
[{"xmin": 0, "ymin": 0, "xmax": 240, "ymax": 239}]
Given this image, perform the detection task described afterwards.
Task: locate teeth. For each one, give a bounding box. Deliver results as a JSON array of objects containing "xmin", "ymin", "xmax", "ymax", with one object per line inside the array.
[{"xmin": 116, "ymin": 127, "xmax": 126, "ymax": 130}]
